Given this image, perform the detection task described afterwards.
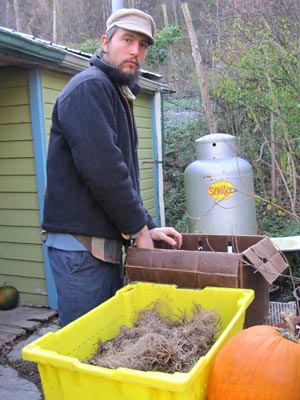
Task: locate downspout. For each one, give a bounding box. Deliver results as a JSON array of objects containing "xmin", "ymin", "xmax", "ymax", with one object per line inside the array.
[
  {"xmin": 152, "ymin": 90, "xmax": 166, "ymax": 226},
  {"xmin": 28, "ymin": 69, "xmax": 57, "ymax": 310},
  {"xmin": 160, "ymin": 89, "xmax": 166, "ymax": 225},
  {"xmin": 161, "ymin": 89, "xmax": 166, "ymax": 170}
]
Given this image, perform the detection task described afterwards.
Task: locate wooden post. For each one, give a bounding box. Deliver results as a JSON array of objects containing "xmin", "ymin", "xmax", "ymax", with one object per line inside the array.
[
  {"xmin": 53, "ymin": 0, "xmax": 57, "ymax": 43},
  {"xmin": 162, "ymin": 4, "xmax": 169, "ymax": 27},
  {"xmin": 172, "ymin": 0, "xmax": 178, "ymax": 26},
  {"xmin": 112, "ymin": 0, "xmax": 123, "ymax": 12},
  {"xmin": 13, "ymin": 0, "xmax": 21, "ymax": 31},
  {"xmin": 181, "ymin": 2, "xmax": 217, "ymax": 133}
]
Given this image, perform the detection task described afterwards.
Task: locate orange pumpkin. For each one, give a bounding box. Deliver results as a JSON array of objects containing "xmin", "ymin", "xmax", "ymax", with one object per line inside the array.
[{"xmin": 207, "ymin": 324, "xmax": 300, "ymax": 400}]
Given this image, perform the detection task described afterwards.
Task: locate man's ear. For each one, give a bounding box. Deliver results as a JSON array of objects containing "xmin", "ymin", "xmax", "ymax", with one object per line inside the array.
[{"xmin": 101, "ymin": 35, "xmax": 109, "ymax": 53}]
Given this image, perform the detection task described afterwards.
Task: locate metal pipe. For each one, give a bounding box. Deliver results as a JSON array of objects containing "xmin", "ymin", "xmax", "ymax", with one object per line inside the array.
[{"xmin": 112, "ymin": 0, "xmax": 123, "ymax": 12}]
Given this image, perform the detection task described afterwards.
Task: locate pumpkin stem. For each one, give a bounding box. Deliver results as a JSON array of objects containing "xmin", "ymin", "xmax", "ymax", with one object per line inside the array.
[{"xmin": 276, "ymin": 311, "xmax": 299, "ymax": 343}]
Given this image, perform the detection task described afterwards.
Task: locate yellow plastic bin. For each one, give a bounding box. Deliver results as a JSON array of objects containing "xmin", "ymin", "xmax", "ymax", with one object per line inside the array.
[{"xmin": 22, "ymin": 283, "xmax": 254, "ymax": 400}]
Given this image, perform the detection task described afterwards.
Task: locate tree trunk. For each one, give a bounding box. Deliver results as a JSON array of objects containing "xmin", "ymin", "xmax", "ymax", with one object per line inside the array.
[
  {"xmin": 162, "ymin": 4, "xmax": 169, "ymax": 27},
  {"xmin": 270, "ymin": 111, "xmax": 276, "ymax": 198},
  {"xmin": 13, "ymin": 0, "xmax": 21, "ymax": 31},
  {"xmin": 181, "ymin": 2, "xmax": 217, "ymax": 133},
  {"xmin": 53, "ymin": 0, "xmax": 57, "ymax": 42},
  {"xmin": 172, "ymin": 0, "xmax": 178, "ymax": 26}
]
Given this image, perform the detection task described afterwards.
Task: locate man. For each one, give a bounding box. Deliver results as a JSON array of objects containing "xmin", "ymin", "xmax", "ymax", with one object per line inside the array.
[{"xmin": 42, "ymin": 8, "xmax": 182, "ymax": 327}]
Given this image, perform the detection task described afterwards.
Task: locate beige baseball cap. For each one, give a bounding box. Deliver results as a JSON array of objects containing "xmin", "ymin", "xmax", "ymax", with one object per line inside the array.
[{"xmin": 106, "ymin": 8, "xmax": 155, "ymax": 45}]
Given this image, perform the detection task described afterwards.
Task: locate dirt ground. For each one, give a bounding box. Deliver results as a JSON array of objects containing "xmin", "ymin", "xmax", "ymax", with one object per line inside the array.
[
  {"xmin": 0, "ymin": 315, "xmax": 60, "ymax": 399},
  {"xmin": 0, "ymin": 352, "xmax": 44, "ymax": 398}
]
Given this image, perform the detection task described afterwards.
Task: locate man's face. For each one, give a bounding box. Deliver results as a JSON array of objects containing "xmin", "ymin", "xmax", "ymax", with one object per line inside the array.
[{"xmin": 101, "ymin": 28, "xmax": 149, "ymax": 78}]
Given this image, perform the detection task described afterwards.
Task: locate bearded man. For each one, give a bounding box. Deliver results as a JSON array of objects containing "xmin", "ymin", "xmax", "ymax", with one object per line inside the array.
[{"xmin": 42, "ymin": 8, "xmax": 182, "ymax": 326}]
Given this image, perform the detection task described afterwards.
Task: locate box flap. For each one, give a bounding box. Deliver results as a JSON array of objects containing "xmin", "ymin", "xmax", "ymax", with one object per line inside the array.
[
  {"xmin": 178, "ymin": 234, "xmax": 264, "ymax": 252},
  {"xmin": 242, "ymin": 237, "xmax": 288, "ymax": 284}
]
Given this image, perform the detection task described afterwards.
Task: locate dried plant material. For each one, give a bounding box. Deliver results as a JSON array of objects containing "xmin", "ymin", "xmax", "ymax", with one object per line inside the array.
[{"xmin": 87, "ymin": 302, "xmax": 221, "ymax": 373}]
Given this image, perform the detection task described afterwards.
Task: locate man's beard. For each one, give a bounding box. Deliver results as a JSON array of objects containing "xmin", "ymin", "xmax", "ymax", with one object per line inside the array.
[
  {"xmin": 99, "ymin": 52, "xmax": 141, "ymax": 87},
  {"xmin": 116, "ymin": 70, "xmax": 140, "ymax": 87},
  {"xmin": 115, "ymin": 62, "xmax": 141, "ymax": 87}
]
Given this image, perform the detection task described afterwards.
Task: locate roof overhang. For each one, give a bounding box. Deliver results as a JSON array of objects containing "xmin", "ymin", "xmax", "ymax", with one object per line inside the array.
[
  {"xmin": 0, "ymin": 26, "xmax": 165, "ymax": 91},
  {"xmin": 0, "ymin": 27, "xmax": 90, "ymax": 74}
]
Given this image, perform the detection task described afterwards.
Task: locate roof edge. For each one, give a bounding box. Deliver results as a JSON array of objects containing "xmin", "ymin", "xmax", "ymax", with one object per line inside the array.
[{"xmin": 0, "ymin": 26, "xmax": 164, "ymax": 90}]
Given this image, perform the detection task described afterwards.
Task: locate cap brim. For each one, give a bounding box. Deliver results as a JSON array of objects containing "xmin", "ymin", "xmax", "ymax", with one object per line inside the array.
[{"xmin": 113, "ymin": 22, "xmax": 155, "ymax": 45}]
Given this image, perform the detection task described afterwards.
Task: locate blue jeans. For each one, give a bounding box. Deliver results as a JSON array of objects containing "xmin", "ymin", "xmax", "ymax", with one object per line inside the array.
[{"xmin": 47, "ymin": 248, "xmax": 123, "ymax": 327}]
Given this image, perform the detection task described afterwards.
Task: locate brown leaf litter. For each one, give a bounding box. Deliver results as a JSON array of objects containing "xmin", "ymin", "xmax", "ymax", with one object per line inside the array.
[{"xmin": 87, "ymin": 302, "xmax": 221, "ymax": 373}]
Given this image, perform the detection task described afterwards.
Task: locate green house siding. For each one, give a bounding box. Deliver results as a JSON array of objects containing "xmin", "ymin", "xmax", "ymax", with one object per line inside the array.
[
  {"xmin": 0, "ymin": 27, "xmax": 164, "ymax": 309},
  {"xmin": 41, "ymin": 70, "xmax": 71, "ymax": 145},
  {"xmin": 134, "ymin": 92, "xmax": 156, "ymax": 219},
  {"xmin": 0, "ymin": 66, "xmax": 47, "ymax": 306},
  {"xmin": 0, "ymin": 63, "xmax": 158, "ymax": 308},
  {"xmin": 0, "ymin": 68, "xmax": 72, "ymax": 307}
]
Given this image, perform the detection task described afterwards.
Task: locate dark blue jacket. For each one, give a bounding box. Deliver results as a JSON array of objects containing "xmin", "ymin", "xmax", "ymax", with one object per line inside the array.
[{"xmin": 42, "ymin": 55, "xmax": 156, "ymax": 239}]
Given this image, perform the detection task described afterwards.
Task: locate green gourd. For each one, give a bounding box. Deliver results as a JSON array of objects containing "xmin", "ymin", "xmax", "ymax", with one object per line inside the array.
[{"xmin": 0, "ymin": 283, "xmax": 19, "ymax": 310}]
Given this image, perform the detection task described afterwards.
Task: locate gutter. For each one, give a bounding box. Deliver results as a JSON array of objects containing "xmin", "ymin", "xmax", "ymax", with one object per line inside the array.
[
  {"xmin": 0, "ymin": 27, "xmax": 90, "ymax": 71},
  {"xmin": 139, "ymin": 76, "xmax": 167, "ymax": 94}
]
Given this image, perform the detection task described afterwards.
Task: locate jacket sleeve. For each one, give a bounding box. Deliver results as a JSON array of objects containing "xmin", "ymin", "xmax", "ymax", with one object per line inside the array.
[{"xmin": 57, "ymin": 76, "xmax": 148, "ymax": 235}]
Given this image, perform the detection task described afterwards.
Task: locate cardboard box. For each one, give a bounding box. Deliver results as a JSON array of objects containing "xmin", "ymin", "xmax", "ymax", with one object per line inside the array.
[{"xmin": 124, "ymin": 234, "xmax": 288, "ymax": 327}]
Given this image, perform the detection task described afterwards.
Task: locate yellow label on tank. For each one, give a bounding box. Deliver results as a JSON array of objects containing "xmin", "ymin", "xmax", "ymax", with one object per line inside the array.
[{"xmin": 208, "ymin": 180, "xmax": 235, "ymax": 200}]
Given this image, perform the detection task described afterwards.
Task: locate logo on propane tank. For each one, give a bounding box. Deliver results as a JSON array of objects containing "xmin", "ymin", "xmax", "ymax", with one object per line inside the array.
[{"xmin": 208, "ymin": 180, "xmax": 235, "ymax": 200}]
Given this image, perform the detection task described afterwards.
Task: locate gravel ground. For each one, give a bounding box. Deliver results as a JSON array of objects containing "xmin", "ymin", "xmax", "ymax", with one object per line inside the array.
[{"xmin": 0, "ymin": 315, "xmax": 60, "ymax": 399}]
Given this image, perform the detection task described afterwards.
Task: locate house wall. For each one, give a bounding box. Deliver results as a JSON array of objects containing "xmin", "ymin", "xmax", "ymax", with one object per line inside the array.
[
  {"xmin": 0, "ymin": 66, "xmax": 157, "ymax": 308},
  {"xmin": 0, "ymin": 66, "xmax": 48, "ymax": 306},
  {"xmin": 134, "ymin": 92, "xmax": 156, "ymax": 218},
  {"xmin": 41, "ymin": 70, "xmax": 70, "ymax": 145}
]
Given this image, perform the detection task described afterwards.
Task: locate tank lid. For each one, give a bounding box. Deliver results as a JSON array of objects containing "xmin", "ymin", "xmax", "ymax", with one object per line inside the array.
[
  {"xmin": 195, "ymin": 133, "xmax": 236, "ymax": 144},
  {"xmin": 195, "ymin": 133, "xmax": 237, "ymax": 159}
]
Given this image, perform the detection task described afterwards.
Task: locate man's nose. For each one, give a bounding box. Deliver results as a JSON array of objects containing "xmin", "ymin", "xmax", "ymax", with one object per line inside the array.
[{"xmin": 130, "ymin": 41, "xmax": 140, "ymax": 55}]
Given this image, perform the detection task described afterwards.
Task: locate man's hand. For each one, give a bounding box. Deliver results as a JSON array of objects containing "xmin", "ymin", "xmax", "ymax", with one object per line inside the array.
[
  {"xmin": 149, "ymin": 227, "xmax": 182, "ymax": 249},
  {"xmin": 134, "ymin": 226, "xmax": 182, "ymax": 249}
]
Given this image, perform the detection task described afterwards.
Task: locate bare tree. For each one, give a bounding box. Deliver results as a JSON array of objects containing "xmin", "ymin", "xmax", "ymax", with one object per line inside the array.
[
  {"xmin": 12, "ymin": 0, "xmax": 21, "ymax": 31},
  {"xmin": 181, "ymin": 2, "xmax": 217, "ymax": 133}
]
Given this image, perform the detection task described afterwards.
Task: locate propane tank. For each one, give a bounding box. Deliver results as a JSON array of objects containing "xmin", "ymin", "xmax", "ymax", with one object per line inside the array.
[{"xmin": 184, "ymin": 133, "xmax": 257, "ymax": 235}]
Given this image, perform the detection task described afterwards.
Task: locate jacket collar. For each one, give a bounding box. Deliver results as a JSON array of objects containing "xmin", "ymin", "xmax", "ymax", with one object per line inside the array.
[{"xmin": 90, "ymin": 54, "xmax": 141, "ymax": 96}]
